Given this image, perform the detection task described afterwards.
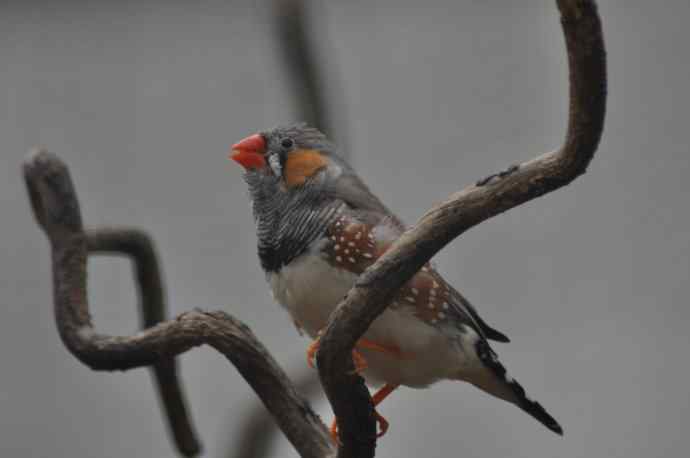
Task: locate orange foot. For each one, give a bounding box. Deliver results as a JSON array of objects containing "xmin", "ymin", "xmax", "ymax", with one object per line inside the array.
[{"xmin": 329, "ymin": 383, "xmax": 399, "ymax": 442}]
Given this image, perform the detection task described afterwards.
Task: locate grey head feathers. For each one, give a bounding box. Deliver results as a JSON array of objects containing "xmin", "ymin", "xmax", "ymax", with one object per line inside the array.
[{"xmin": 262, "ymin": 123, "xmax": 337, "ymax": 158}]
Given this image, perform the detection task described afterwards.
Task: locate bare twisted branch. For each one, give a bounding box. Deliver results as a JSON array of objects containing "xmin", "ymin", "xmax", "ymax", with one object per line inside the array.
[
  {"xmin": 23, "ymin": 151, "xmax": 335, "ymax": 458},
  {"xmin": 315, "ymin": 2, "xmax": 607, "ymax": 457}
]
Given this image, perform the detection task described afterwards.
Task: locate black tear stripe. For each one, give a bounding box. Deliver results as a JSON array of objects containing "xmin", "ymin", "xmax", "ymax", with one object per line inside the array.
[
  {"xmin": 475, "ymin": 340, "xmax": 563, "ymax": 435},
  {"xmin": 245, "ymin": 171, "xmax": 343, "ymax": 273}
]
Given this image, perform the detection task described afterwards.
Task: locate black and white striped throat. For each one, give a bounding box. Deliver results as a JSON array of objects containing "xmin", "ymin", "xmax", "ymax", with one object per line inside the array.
[{"xmin": 245, "ymin": 170, "xmax": 343, "ymax": 273}]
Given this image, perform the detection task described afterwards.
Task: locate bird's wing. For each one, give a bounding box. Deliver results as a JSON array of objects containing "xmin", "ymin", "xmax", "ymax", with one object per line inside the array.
[
  {"xmin": 431, "ymin": 272, "xmax": 510, "ymax": 342},
  {"xmin": 322, "ymin": 207, "xmax": 508, "ymax": 341}
]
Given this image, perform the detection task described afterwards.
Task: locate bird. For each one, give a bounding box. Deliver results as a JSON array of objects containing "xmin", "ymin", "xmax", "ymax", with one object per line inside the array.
[{"xmin": 229, "ymin": 123, "xmax": 563, "ymax": 440}]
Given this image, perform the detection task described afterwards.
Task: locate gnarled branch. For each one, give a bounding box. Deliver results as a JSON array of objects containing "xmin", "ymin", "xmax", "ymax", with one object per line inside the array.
[
  {"xmin": 315, "ymin": 2, "xmax": 607, "ymax": 457},
  {"xmin": 23, "ymin": 150, "xmax": 335, "ymax": 458}
]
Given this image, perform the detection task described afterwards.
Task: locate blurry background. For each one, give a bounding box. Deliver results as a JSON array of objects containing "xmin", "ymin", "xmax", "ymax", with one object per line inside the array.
[{"xmin": 2, "ymin": 1, "xmax": 689, "ymax": 457}]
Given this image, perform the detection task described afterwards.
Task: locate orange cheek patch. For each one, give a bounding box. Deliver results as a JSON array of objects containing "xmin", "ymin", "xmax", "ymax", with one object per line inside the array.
[{"xmin": 284, "ymin": 149, "xmax": 328, "ymax": 187}]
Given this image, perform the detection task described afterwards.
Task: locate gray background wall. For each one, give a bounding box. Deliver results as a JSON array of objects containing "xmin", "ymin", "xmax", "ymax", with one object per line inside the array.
[{"xmin": 2, "ymin": 1, "xmax": 689, "ymax": 457}]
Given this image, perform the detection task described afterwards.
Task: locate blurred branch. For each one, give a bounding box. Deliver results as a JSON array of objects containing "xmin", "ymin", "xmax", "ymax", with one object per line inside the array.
[
  {"xmin": 23, "ymin": 150, "xmax": 335, "ymax": 458},
  {"xmin": 86, "ymin": 228, "xmax": 200, "ymax": 456},
  {"xmin": 274, "ymin": 0, "xmax": 349, "ymax": 157},
  {"xmin": 315, "ymin": 1, "xmax": 607, "ymax": 457},
  {"xmin": 229, "ymin": 368, "xmax": 324, "ymax": 458}
]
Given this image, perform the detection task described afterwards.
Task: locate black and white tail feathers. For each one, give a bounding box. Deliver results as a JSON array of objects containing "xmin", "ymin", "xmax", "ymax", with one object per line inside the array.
[
  {"xmin": 447, "ymin": 286, "xmax": 510, "ymax": 343},
  {"xmin": 471, "ymin": 311, "xmax": 510, "ymax": 343},
  {"xmin": 475, "ymin": 339, "xmax": 563, "ymax": 435}
]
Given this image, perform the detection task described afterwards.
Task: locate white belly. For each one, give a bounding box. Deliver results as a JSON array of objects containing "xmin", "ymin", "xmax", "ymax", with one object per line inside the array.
[
  {"xmin": 269, "ymin": 246, "xmax": 354, "ymax": 338},
  {"xmin": 267, "ymin": 245, "xmax": 482, "ymax": 388}
]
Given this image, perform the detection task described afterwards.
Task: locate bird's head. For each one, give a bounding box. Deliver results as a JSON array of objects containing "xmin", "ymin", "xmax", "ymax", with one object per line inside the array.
[
  {"xmin": 229, "ymin": 123, "xmax": 344, "ymax": 191},
  {"xmin": 230, "ymin": 123, "xmax": 389, "ymax": 222}
]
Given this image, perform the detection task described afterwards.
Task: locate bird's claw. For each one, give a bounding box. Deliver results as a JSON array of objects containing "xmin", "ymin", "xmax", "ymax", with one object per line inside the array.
[
  {"xmin": 306, "ymin": 338, "xmax": 320, "ymax": 369},
  {"xmin": 329, "ymin": 410, "xmax": 389, "ymax": 443},
  {"xmin": 374, "ymin": 411, "xmax": 390, "ymax": 437}
]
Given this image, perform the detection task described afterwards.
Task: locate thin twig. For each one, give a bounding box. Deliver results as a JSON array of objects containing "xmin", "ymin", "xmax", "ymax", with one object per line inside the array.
[
  {"xmin": 315, "ymin": 2, "xmax": 607, "ymax": 457},
  {"xmin": 23, "ymin": 151, "xmax": 335, "ymax": 458}
]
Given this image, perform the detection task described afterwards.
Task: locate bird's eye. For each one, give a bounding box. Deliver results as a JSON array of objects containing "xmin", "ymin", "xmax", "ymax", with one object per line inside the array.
[{"xmin": 281, "ymin": 138, "xmax": 294, "ymax": 149}]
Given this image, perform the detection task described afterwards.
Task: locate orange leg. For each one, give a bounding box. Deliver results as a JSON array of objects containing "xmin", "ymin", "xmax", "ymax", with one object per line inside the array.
[
  {"xmin": 351, "ymin": 349, "xmax": 368, "ymax": 374},
  {"xmin": 308, "ymin": 336, "xmax": 404, "ymax": 370},
  {"xmin": 309, "ymin": 336, "xmax": 403, "ymax": 441},
  {"xmin": 357, "ymin": 338, "xmax": 405, "ymax": 358},
  {"xmin": 309, "ymin": 339, "xmax": 368, "ymax": 374},
  {"xmin": 371, "ymin": 382, "xmax": 399, "ymax": 406},
  {"xmin": 306, "ymin": 338, "xmax": 320, "ymax": 369},
  {"xmin": 329, "ymin": 418, "xmax": 339, "ymax": 443},
  {"xmin": 330, "ymin": 383, "xmax": 400, "ymax": 442}
]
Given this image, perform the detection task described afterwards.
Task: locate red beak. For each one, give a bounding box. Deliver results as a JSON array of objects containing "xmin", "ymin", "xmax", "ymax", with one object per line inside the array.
[{"xmin": 229, "ymin": 133, "xmax": 267, "ymax": 169}]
